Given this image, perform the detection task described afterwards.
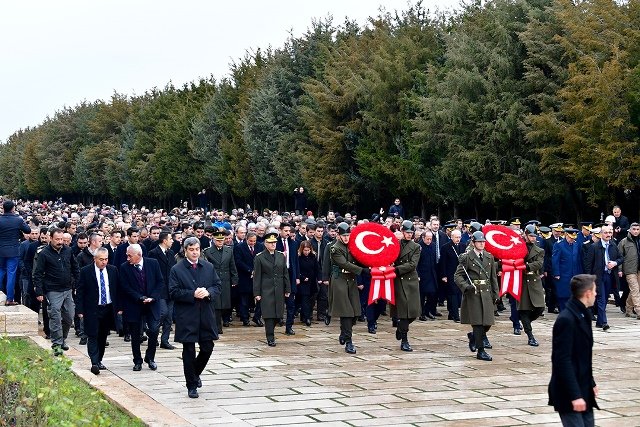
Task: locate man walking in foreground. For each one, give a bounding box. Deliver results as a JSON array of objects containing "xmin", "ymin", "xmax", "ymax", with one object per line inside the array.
[{"xmin": 549, "ymin": 273, "xmax": 599, "ymax": 426}]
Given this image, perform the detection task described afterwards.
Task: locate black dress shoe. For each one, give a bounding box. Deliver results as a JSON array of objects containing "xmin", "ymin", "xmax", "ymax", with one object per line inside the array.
[
  {"xmin": 426, "ymin": 313, "xmax": 436, "ymax": 320},
  {"xmin": 453, "ymin": 318, "xmax": 461, "ymax": 323},
  {"xmin": 161, "ymin": 342, "xmax": 176, "ymax": 350},
  {"xmin": 61, "ymin": 343, "xmax": 69, "ymax": 351},
  {"xmin": 483, "ymin": 337, "xmax": 492, "ymax": 349},
  {"xmin": 527, "ymin": 335, "xmax": 539, "ymax": 347},
  {"xmin": 467, "ymin": 332, "xmax": 476, "ymax": 352},
  {"xmin": 357, "ymin": 315, "xmax": 366, "ymax": 322},
  {"xmin": 124, "ymin": 334, "xmax": 131, "ymax": 342},
  {"xmin": 79, "ymin": 337, "xmax": 87, "ymax": 345},
  {"xmin": 339, "ymin": 335, "xmax": 346, "ymax": 345},
  {"xmin": 368, "ymin": 326, "xmax": 376, "ymax": 334},
  {"xmin": 144, "ymin": 357, "xmax": 157, "ymax": 370},
  {"xmin": 242, "ymin": 320, "xmax": 250, "ymax": 327},
  {"xmin": 97, "ymin": 362, "xmax": 107, "ymax": 370},
  {"xmin": 91, "ymin": 365, "xmax": 100, "ymax": 375},
  {"xmin": 392, "ymin": 318, "xmax": 398, "ymax": 327},
  {"xmin": 324, "ymin": 315, "xmax": 331, "ymax": 326},
  {"xmin": 105, "ymin": 341, "xmax": 109, "ymax": 347},
  {"xmin": 433, "ymin": 312, "xmax": 443, "ymax": 317},
  {"xmin": 400, "ymin": 340, "xmax": 413, "ymax": 352},
  {"xmin": 218, "ymin": 329, "xmax": 224, "ymax": 335},
  {"xmin": 197, "ymin": 376, "xmax": 202, "ymax": 388},
  {"xmin": 254, "ymin": 318, "xmax": 265, "ymax": 327},
  {"xmin": 345, "ymin": 342, "xmax": 356, "ymax": 354},
  {"xmin": 418, "ymin": 315, "xmax": 428, "ymax": 321},
  {"xmin": 285, "ymin": 327, "xmax": 295, "ymax": 335},
  {"xmin": 267, "ymin": 340, "xmax": 276, "ymax": 347},
  {"xmin": 305, "ymin": 319, "xmax": 311, "ymax": 327},
  {"xmin": 141, "ymin": 335, "xmax": 148, "ymax": 342},
  {"xmin": 133, "ymin": 363, "xmax": 142, "ymax": 371},
  {"xmin": 277, "ymin": 320, "xmax": 285, "ymax": 327},
  {"xmin": 188, "ymin": 388, "xmax": 199, "ymax": 398},
  {"xmin": 602, "ymin": 323, "xmax": 610, "ymax": 331},
  {"xmin": 223, "ymin": 321, "xmax": 230, "ymax": 327},
  {"xmin": 476, "ymin": 350, "xmax": 492, "ymax": 361},
  {"xmin": 513, "ymin": 328, "xmax": 521, "ymax": 335}
]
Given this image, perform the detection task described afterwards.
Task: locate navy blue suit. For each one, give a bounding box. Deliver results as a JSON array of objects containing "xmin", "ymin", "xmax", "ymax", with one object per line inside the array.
[
  {"xmin": 552, "ymin": 239, "xmax": 583, "ymax": 311},
  {"xmin": 233, "ymin": 241, "xmax": 263, "ymax": 323},
  {"xmin": 584, "ymin": 240, "xmax": 623, "ymax": 326},
  {"xmin": 417, "ymin": 239, "xmax": 439, "ymax": 316},
  {"xmin": 119, "ymin": 257, "xmax": 164, "ymax": 365}
]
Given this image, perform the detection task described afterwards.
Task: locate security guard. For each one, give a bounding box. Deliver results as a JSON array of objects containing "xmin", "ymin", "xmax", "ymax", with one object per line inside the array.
[
  {"xmin": 392, "ymin": 220, "xmax": 421, "ymax": 351},
  {"xmin": 518, "ymin": 224, "xmax": 546, "ymax": 346},
  {"xmin": 329, "ymin": 222, "xmax": 366, "ymax": 354},
  {"xmin": 454, "ymin": 231, "xmax": 499, "ymax": 361}
]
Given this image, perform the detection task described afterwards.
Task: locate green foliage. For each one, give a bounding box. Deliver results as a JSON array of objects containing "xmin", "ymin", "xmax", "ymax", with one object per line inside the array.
[
  {"xmin": 1, "ymin": 0, "xmax": 639, "ymax": 215},
  {"xmin": 0, "ymin": 336, "xmax": 143, "ymax": 426}
]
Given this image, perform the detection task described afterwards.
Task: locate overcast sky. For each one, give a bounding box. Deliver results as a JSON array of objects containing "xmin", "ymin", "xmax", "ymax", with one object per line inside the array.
[{"xmin": 0, "ymin": 0, "xmax": 460, "ymax": 142}]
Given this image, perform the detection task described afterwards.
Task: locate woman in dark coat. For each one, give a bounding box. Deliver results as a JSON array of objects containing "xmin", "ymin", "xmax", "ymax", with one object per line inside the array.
[
  {"xmin": 297, "ymin": 240, "xmax": 319, "ymax": 326},
  {"xmin": 253, "ymin": 231, "xmax": 291, "ymax": 347}
]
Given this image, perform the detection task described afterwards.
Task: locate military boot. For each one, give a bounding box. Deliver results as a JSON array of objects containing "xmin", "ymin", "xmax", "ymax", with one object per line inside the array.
[
  {"xmin": 400, "ymin": 333, "xmax": 413, "ymax": 352},
  {"xmin": 345, "ymin": 342, "xmax": 356, "ymax": 354},
  {"xmin": 476, "ymin": 349, "xmax": 492, "ymax": 361},
  {"xmin": 482, "ymin": 336, "xmax": 492, "ymax": 349}
]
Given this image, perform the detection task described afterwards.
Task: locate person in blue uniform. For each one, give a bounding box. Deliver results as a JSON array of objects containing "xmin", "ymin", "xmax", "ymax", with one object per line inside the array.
[{"xmin": 552, "ymin": 228, "xmax": 584, "ymax": 312}]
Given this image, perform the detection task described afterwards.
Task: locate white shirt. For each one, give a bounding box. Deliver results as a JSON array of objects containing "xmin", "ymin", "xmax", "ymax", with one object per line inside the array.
[{"xmin": 95, "ymin": 265, "xmax": 112, "ymax": 305}]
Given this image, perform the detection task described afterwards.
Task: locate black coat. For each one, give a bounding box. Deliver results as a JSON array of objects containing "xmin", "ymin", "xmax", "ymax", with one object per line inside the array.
[
  {"xmin": 234, "ymin": 241, "xmax": 264, "ymax": 293},
  {"xmin": 439, "ymin": 240, "xmax": 467, "ymax": 284},
  {"xmin": 276, "ymin": 237, "xmax": 299, "ymax": 293},
  {"xmin": 548, "ymin": 297, "xmax": 599, "ymax": 412},
  {"xmin": 118, "ymin": 257, "xmax": 164, "ymax": 322},
  {"xmin": 147, "ymin": 246, "xmax": 176, "ymax": 300},
  {"xmin": 76, "ymin": 264, "xmax": 120, "ymax": 336},
  {"xmin": 298, "ymin": 254, "xmax": 319, "ymax": 296},
  {"xmin": 417, "ymin": 240, "xmax": 438, "ymax": 293},
  {"xmin": 169, "ymin": 259, "xmax": 222, "ymax": 343},
  {"xmin": 584, "ymin": 239, "xmax": 623, "ymax": 289}
]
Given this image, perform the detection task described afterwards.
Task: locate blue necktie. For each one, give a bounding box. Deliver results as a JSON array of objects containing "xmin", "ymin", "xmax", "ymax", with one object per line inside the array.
[{"xmin": 99, "ymin": 269, "xmax": 107, "ymax": 305}]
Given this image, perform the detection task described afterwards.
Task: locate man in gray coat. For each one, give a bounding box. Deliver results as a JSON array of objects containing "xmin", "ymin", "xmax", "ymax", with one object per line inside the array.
[
  {"xmin": 454, "ymin": 231, "xmax": 499, "ymax": 361},
  {"xmin": 203, "ymin": 227, "xmax": 238, "ymax": 334}
]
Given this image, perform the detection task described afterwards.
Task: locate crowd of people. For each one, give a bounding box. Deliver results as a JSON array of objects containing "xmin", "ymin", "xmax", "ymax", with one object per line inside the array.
[{"xmin": 0, "ymin": 196, "xmax": 631, "ymax": 410}]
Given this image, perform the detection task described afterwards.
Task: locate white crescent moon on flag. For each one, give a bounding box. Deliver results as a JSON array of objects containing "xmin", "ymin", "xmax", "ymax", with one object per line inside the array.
[
  {"xmin": 354, "ymin": 231, "xmax": 384, "ymax": 255},
  {"xmin": 485, "ymin": 230, "xmax": 514, "ymax": 251}
]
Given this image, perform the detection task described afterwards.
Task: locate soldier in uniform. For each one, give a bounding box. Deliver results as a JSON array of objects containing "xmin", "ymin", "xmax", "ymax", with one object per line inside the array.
[
  {"xmin": 391, "ymin": 220, "xmax": 422, "ymax": 352},
  {"xmin": 454, "ymin": 231, "xmax": 499, "ymax": 361},
  {"xmin": 253, "ymin": 230, "xmax": 291, "ymax": 347},
  {"xmin": 203, "ymin": 227, "xmax": 238, "ymax": 335},
  {"xmin": 518, "ymin": 224, "xmax": 546, "ymax": 346},
  {"xmin": 330, "ymin": 222, "xmax": 366, "ymax": 354}
]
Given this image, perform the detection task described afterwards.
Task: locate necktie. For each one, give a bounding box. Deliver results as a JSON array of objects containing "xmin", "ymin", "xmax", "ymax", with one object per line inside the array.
[
  {"xmin": 249, "ymin": 246, "xmax": 254, "ymax": 255},
  {"xmin": 192, "ymin": 262, "xmax": 197, "ymax": 270},
  {"xmin": 135, "ymin": 264, "xmax": 141, "ymax": 271},
  {"xmin": 283, "ymin": 239, "xmax": 289, "ymax": 268},
  {"xmin": 435, "ymin": 232, "xmax": 440, "ymax": 262},
  {"xmin": 604, "ymin": 242, "xmax": 610, "ymax": 272},
  {"xmin": 99, "ymin": 269, "xmax": 107, "ymax": 305},
  {"xmin": 479, "ymin": 253, "xmax": 483, "ymax": 263}
]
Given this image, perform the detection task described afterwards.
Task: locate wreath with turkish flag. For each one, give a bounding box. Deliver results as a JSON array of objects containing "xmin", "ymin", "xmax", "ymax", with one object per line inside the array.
[
  {"xmin": 348, "ymin": 222, "xmax": 400, "ymax": 305},
  {"xmin": 481, "ymin": 224, "xmax": 528, "ymax": 301}
]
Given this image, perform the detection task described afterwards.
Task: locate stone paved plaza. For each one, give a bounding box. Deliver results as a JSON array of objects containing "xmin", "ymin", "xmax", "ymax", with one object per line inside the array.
[{"xmin": 31, "ymin": 305, "xmax": 640, "ymax": 426}]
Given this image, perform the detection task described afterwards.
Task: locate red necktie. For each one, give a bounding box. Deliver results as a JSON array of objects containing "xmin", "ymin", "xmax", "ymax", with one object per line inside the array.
[
  {"xmin": 192, "ymin": 262, "xmax": 197, "ymax": 270},
  {"xmin": 250, "ymin": 246, "xmax": 254, "ymax": 255}
]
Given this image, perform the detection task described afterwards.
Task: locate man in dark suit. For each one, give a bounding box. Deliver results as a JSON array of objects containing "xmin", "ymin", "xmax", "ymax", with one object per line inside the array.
[
  {"xmin": 76, "ymin": 247, "xmax": 120, "ymax": 375},
  {"xmin": 276, "ymin": 222, "xmax": 299, "ymax": 335},
  {"xmin": 113, "ymin": 227, "xmax": 144, "ymax": 268},
  {"xmin": 118, "ymin": 243, "xmax": 164, "ymax": 371},
  {"xmin": 148, "ymin": 231, "xmax": 177, "ymax": 349},
  {"xmin": 0, "ymin": 200, "xmax": 31, "ymax": 305},
  {"xmin": 169, "ymin": 236, "xmax": 221, "ymax": 398},
  {"xmin": 309, "ymin": 223, "xmax": 328, "ymax": 320},
  {"xmin": 233, "ymin": 232, "xmax": 264, "ymax": 326},
  {"xmin": 105, "ymin": 229, "xmax": 123, "ymax": 265},
  {"xmin": 417, "ymin": 231, "xmax": 439, "ymax": 320},
  {"xmin": 583, "ymin": 225, "xmax": 623, "ymax": 331},
  {"xmin": 438, "ymin": 229, "xmax": 466, "ymax": 322},
  {"xmin": 548, "ymin": 274, "xmax": 599, "ymax": 425}
]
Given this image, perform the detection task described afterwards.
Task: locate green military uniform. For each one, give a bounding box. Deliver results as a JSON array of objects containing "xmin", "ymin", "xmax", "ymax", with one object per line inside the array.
[
  {"xmin": 392, "ymin": 239, "xmax": 422, "ymax": 319},
  {"xmin": 517, "ymin": 242, "xmax": 545, "ymax": 346},
  {"xmin": 253, "ymin": 249, "xmax": 291, "ymax": 343},
  {"xmin": 330, "ymin": 238, "xmax": 363, "ymax": 351},
  {"xmin": 203, "ymin": 244, "xmax": 238, "ymax": 333}
]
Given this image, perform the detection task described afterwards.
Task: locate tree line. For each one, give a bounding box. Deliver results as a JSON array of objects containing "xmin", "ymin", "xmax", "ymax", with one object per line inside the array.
[{"xmin": 1, "ymin": 0, "xmax": 639, "ymax": 221}]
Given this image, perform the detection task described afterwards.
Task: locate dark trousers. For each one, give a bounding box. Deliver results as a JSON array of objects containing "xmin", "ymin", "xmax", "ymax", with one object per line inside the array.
[
  {"xmin": 72, "ymin": 290, "xmax": 85, "ymax": 338},
  {"xmin": 182, "ymin": 340, "xmax": 214, "ymax": 389},
  {"xmin": 544, "ymin": 273, "xmax": 557, "ymax": 311},
  {"xmin": 87, "ymin": 304, "xmax": 113, "ymax": 365},
  {"xmin": 366, "ymin": 300, "xmax": 386, "ymax": 328},
  {"xmin": 559, "ymin": 409, "xmax": 594, "ymax": 427},
  {"xmin": 300, "ymin": 294, "xmax": 314, "ymax": 322},
  {"xmin": 472, "ymin": 325, "xmax": 491, "ymax": 350},
  {"xmin": 508, "ymin": 295, "xmax": 520, "ymax": 329},
  {"xmin": 264, "ymin": 318, "xmax": 277, "ymax": 341},
  {"xmin": 339, "ymin": 317, "xmax": 356, "ymax": 343},
  {"xmin": 239, "ymin": 292, "xmax": 261, "ymax": 322},
  {"xmin": 447, "ymin": 283, "xmax": 461, "ymax": 319},
  {"xmin": 42, "ymin": 298, "xmax": 50, "ymax": 336},
  {"xmin": 557, "ymin": 297, "xmax": 569, "ymax": 312},
  {"xmin": 518, "ymin": 307, "xmax": 544, "ymax": 334},
  {"xmin": 285, "ymin": 292, "xmax": 296, "ymax": 327},
  {"xmin": 596, "ymin": 273, "xmax": 611, "ymax": 325},
  {"xmin": 422, "ymin": 290, "xmax": 437, "ymax": 316},
  {"xmin": 397, "ymin": 318, "xmax": 415, "ymax": 335},
  {"xmin": 127, "ymin": 316, "xmax": 159, "ymax": 364},
  {"xmin": 316, "ymin": 285, "xmax": 328, "ymax": 320},
  {"xmin": 159, "ymin": 299, "xmax": 174, "ymax": 344}
]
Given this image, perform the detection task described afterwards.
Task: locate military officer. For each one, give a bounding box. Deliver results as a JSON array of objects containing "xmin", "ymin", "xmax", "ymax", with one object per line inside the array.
[
  {"xmin": 391, "ymin": 220, "xmax": 422, "ymax": 351},
  {"xmin": 454, "ymin": 231, "xmax": 499, "ymax": 361},
  {"xmin": 203, "ymin": 227, "xmax": 238, "ymax": 334},
  {"xmin": 330, "ymin": 222, "xmax": 366, "ymax": 354},
  {"xmin": 253, "ymin": 230, "xmax": 291, "ymax": 347},
  {"xmin": 518, "ymin": 224, "xmax": 546, "ymax": 346}
]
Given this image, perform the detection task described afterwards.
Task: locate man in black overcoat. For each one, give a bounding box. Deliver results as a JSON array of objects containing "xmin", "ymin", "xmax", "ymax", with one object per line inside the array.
[
  {"xmin": 169, "ymin": 236, "xmax": 221, "ymax": 399},
  {"xmin": 148, "ymin": 231, "xmax": 177, "ymax": 349},
  {"xmin": 76, "ymin": 247, "xmax": 120, "ymax": 375}
]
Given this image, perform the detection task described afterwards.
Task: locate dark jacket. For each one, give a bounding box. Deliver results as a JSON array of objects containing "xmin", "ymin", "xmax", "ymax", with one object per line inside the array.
[
  {"xmin": 329, "ymin": 239, "xmax": 363, "ymax": 317},
  {"xmin": 76, "ymin": 247, "xmax": 95, "ymax": 269},
  {"xmin": 253, "ymin": 250, "xmax": 291, "ymax": 319},
  {"xmin": 583, "ymin": 239, "xmax": 623, "ymax": 289},
  {"xmin": 552, "ymin": 239, "xmax": 584, "ymax": 299},
  {"xmin": 393, "ymin": 239, "xmax": 421, "ymax": 319},
  {"xmin": 148, "ymin": 245, "xmax": 177, "ymax": 300},
  {"xmin": 617, "ymin": 232, "xmax": 640, "ymax": 276},
  {"xmin": 438, "ymin": 240, "xmax": 467, "ymax": 284},
  {"xmin": 454, "ymin": 250, "xmax": 499, "ymax": 326},
  {"xmin": 548, "ymin": 297, "xmax": 599, "ymax": 412},
  {"xmin": 118, "ymin": 257, "xmax": 164, "ymax": 322},
  {"xmin": 76, "ymin": 264, "xmax": 120, "ymax": 336},
  {"xmin": 276, "ymin": 237, "xmax": 299, "ymax": 293},
  {"xmin": 203, "ymin": 244, "xmax": 238, "ymax": 310},
  {"xmin": 234, "ymin": 241, "xmax": 263, "ymax": 293},
  {"xmin": 0, "ymin": 213, "xmax": 30, "ymax": 257},
  {"xmin": 169, "ymin": 258, "xmax": 222, "ymax": 343},
  {"xmin": 33, "ymin": 244, "xmax": 80, "ymax": 295},
  {"xmin": 298, "ymin": 254, "xmax": 320, "ymax": 296},
  {"xmin": 417, "ymin": 240, "xmax": 439, "ymax": 293}
]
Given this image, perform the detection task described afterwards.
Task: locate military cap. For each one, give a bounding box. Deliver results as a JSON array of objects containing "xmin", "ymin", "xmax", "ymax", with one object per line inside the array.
[
  {"xmin": 337, "ymin": 222, "xmax": 351, "ymax": 235},
  {"xmin": 524, "ymin": 224, "xmax": 538, "ymax": 236},
  {"xmin": 472, "ymin": 231, "xmax": 486, "ymax": 242},
  {"xmin": 444, "ymin": 223, "xmax": 456, "ymax": 231},
  {"xmin": 526, "ymin": 220, "xmax": 541, "ymax": 226},
  {"xmin": 401, "ymin": 220, "xmax": 415, "ymax": 232},
  {"xmin": 580, "ymin": 221, "xmax": 593, "ymax": 230},
  {"xmin": 213, "ymin": 227, "xmax": 227, "ymax": 241},
  {"xmin": 550, "ymin": 223, "xmax": 564, "ymax": 232},
  {"xmin": 591, "ymin": 227, "xmax": 602, "ymax": 237},
  {"xmin": 510, "ymin": 217, "xmax": 521, "ymax": 226},
  {"xmin": 264, "ymin": 230, "xmax": 278, "ymax": 243},
  {"xmin": 563, "ymin": 228, "xmax": 579, "ymax": 239},
  {"xmin": 539, "ymin": 226, "xmax": 551, "ymax": 238}
]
